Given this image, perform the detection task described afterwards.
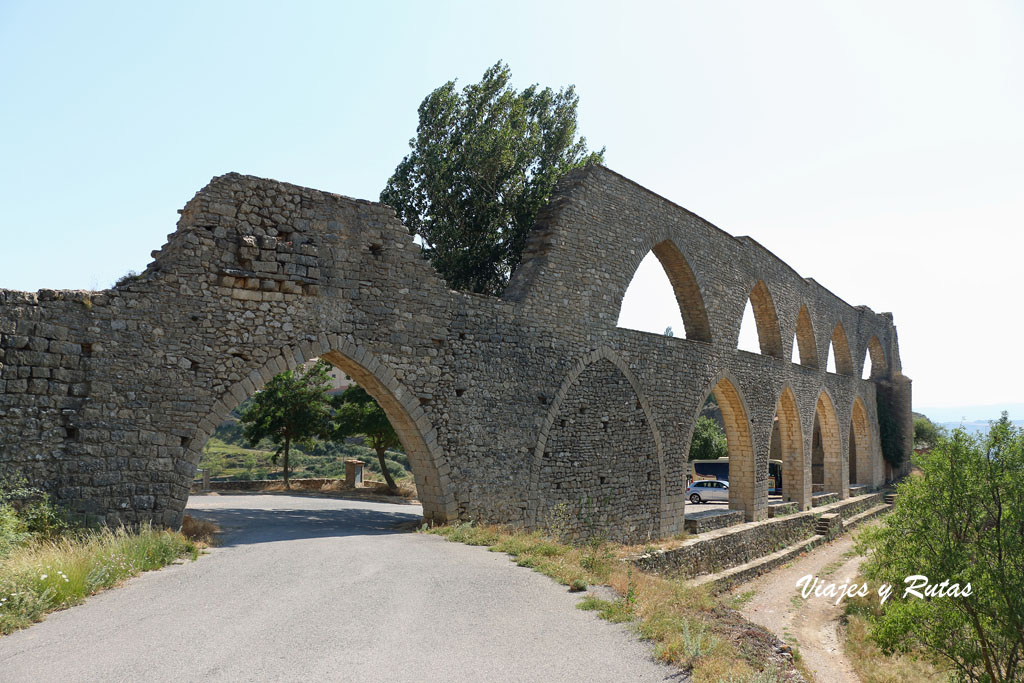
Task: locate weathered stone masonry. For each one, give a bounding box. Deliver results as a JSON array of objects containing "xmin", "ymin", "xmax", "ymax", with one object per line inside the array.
[{"xmin": 0, "ymin": 165, "xmax": 912, "ymax": 542}]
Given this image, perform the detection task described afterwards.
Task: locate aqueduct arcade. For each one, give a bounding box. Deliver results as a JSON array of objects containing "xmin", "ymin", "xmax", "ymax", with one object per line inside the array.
[{"xmin": 0, "ymin": 165, "xmax": 912, "ymax": 542}]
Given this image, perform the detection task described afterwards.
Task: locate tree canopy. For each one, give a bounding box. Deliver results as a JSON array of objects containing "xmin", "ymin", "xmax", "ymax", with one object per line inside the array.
[
  {"xmin": 333, "ymin": 383, "xmax": 402, "ymax": 492},
  {"xmin": 381, "ymin": 61, "xmax": 604, "ymax": 296},
  {"xmin": 239, "ymin": 360, "xmax": 334, "ymax": 488},
  {"xmin": 857, "ymin": 414, "xmax": 1024, "ymax": 681}
]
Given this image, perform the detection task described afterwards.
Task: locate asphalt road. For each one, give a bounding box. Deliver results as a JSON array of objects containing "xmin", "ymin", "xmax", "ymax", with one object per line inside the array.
[{"xmin": 0, "ymin": 494, "xmax": 680, "ymax": 682}]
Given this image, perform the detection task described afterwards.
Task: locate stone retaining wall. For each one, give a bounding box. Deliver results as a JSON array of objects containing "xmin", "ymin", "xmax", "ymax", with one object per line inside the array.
[{"xmin": 630, "ymin": 493, "xmax": 886, "ymax": 578}]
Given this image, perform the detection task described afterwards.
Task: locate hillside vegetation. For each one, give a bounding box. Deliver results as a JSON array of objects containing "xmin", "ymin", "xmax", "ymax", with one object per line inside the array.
[{"xmin": 197, "ymin": 419, "xmax": 413, "ymax": 484}]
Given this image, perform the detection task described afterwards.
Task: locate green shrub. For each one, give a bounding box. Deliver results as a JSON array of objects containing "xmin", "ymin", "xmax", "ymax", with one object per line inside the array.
[{"xmin": 857, "ymin": 416, "xmax": 1023, "ymax": 682}]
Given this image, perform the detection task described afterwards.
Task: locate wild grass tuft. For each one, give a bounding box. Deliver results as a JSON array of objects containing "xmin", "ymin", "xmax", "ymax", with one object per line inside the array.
[
  {"xmin": 0, "ymin": 524, "xmax": 196, "ymax": 634},
  {"xmin": 180, "ymin": 515, "xmax": 220, "ymax": 545}
]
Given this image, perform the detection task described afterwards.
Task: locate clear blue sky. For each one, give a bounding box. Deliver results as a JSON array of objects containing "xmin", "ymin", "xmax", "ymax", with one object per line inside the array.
[{"xmin": 1, "ymin": 1, "xmax": 1021, "ymax": 416}]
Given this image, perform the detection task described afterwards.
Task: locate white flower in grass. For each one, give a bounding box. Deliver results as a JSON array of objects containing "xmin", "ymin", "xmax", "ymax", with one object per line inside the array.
[{"xmin": 40, "ymin": 574, "xmax": 48, "ymax": 580}]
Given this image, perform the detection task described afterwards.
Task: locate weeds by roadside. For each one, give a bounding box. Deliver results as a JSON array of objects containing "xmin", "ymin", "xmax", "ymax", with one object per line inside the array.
[
  {"xmin": 180, "ymin": 515, "xmax": 220, "ymax": 546},
  {"xmin": 424, "ymin": 521, "xmax": 795, "ymax": 682},
  {"xmin": 1, "ymin": 479, "xmax": 201, "ymax": 635}
]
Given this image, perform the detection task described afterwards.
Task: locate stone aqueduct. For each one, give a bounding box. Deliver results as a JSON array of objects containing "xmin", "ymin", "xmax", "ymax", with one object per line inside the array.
[{"xmin": 0, "ymin": 165, "xmax": 912, "ymax": 542}]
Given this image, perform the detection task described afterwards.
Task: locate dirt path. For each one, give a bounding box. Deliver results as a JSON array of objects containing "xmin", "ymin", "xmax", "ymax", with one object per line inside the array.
[{"xmin": 732, "ymin": 532, "xmax": 873, "ymax": 683}]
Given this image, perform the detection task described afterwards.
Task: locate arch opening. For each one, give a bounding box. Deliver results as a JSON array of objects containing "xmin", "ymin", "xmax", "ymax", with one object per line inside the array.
[
  {"xmin": 850, "ymin": 398, "xmax": 874, "ymax": 488},
  {"xmin": 812, "ymin": 392, "xmax": 845, "ymax": 499},
  {"xmin": 828, "ymin": 322, "xmax": 854, "ymax": 375},
  {"xmin": 862, "ymin": 335, "xmax": 887, "ymax": 380},
  {"xmin": 793, "ymin": 305, "xmax": 818, "ymax": 368},
  {"xmin": 737, "ymin": 280, "xmax": 783, "ymax": 358},
  {"xmin": 616, "ymin": 241, "xmax": 712, "ymax": 342},
  {"xmin": 182, "ymin": 343, "xmax": 454, "ymax": 527},
  {"xmin": 772, "ymin": 387, "xmax": 807, "ymax": 509},
  {"xmin": 686, "ymin": 377, "xmax": 761, "ymax": 522}
]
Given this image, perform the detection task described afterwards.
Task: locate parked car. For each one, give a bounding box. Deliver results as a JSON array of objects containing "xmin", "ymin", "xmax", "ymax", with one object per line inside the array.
[{"xmin": 687, "ymin": 479, "xmax": 729, "ymax": 503}]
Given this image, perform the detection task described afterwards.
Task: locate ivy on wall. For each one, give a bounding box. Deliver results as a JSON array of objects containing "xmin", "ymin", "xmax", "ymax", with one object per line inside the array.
[{"xmin": 876, "ymin": 384, "xmax": 905, "ymax": 468}]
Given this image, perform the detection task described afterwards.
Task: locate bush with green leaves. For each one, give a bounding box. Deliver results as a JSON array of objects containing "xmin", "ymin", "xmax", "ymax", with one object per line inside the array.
[
  {"xmin": 0, "ymin": 479, "xmax": 70, "ymax": 558},
  {"xmin": 857, "ymin": 413, "xmax": 1024, "ymax": 682}
]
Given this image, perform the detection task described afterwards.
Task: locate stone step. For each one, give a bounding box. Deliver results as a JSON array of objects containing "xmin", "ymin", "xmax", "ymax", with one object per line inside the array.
[
  {"xmin": 814, "ymin": 513, "xmax": 842, "ymax": 537},
  {"xmin": 884, "ymin": 493, "xmax": 897, "ymax": 505}
]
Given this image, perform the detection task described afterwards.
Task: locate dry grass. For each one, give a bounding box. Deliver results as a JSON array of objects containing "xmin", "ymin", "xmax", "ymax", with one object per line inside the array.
[
  {"xmin": 842, "ymin": 608, "xmax": 948, "ymax": 682},
  {"xmin": 425, "ymin": 522, "xmax": 793, "ymax": 681},
  {"xmin": 180, "ymin": 515, "xmax": 220, "ymax": 546}
]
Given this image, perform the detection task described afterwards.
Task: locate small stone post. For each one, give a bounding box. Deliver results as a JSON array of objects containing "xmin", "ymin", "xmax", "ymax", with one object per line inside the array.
[{"xmin": 344, "ymin": 459, "xmax": 364, "ymax": 488}]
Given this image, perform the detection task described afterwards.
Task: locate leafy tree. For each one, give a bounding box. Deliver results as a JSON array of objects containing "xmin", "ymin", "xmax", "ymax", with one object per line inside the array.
[
  {"xmin": 689, "ymin": 416, "xmax": 729, "ymax": 461},
  {"xmin": 381, "ymin": 61, "xmax": 604, "ymax": 295},
  {"xmin": 857, "ymin": 414, "xmax": 1024, "ymax": 682},
  {"xmin": 239, "ymin": 361, "xmax": 334, "ymax": 489},
  {"xmin": 913, "ymin": 415, "xmax": 946, "ymax": 449},
  {"xmin": 332, "ymin": 383, "xmax": 402, "ymax": 492}
]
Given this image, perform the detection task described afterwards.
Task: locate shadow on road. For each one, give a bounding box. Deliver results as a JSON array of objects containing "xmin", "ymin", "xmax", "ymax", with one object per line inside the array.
[{"xmin": 185, "ymin": 505, "xmax": 423, "ymax": 547}]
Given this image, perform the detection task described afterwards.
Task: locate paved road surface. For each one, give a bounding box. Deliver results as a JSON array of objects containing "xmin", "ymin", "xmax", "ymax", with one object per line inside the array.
[{"xmin": 0, "ymin": 494, "xmax": 679, "ymax": 682}]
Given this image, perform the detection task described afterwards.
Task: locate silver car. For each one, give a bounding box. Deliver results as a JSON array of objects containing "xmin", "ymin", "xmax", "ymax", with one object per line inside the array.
[{"xmin": 687, "ymin": 479, "xmax": 729, "ymax": 503}]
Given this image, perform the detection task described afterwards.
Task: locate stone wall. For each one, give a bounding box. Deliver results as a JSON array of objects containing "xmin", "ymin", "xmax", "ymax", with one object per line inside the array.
[
  {"xmin": 630, "ymin": 492, "xmax": 887, "ymax": 578},
  {"xmin": 0, "ymin": 165, "xmax": 912, "ymax": 540}
]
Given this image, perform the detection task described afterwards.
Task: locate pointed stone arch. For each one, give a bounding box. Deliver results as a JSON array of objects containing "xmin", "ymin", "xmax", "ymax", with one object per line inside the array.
[
  {"xmin": 829, "ymin": 322, "xmax": 855, "ymax": 375},
  {"xmin": 648, "ymin": 240, "xmax": 713, "ymax": 342},
  {"xmin": 813, "ymin": 390, "xmax": 845, "ymax": 498},
  {"xmin": 862, "ymin": 335, "xmax": 888, "ymax": 379},
  {"xmin": 850, "ymin": 397, "xmax": 875, "ymax": 487},
  {"xmin": 527, "ymin": 346, "xmax": 672, "ymax": 539},
  {"xmin": 793, "ymin": 305, "xmax": 819, "ymax": 368},
  {"xmin": 740, "ymin": 280, "xmax": 784, "ymax": 358},
  {"xmin": 774, "ymin": 387, "xmax": 807, "ymax": 509},
  {"xmin": 693, "ymin": 371, "xmax": 761, "ymax": 520},
  {"xmin": 183, "ymin": 334, "xmax": 457, "ymax": 525}
]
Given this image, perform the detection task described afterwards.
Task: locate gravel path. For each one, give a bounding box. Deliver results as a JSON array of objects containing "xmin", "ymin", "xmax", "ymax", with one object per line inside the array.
[
  {"xmin": 0, "ymin": 494, "xmax": 681, "ymax": 683},
  {"xmin": 732, "ymin": 532, "xmax": 871, "ymax": 683}
]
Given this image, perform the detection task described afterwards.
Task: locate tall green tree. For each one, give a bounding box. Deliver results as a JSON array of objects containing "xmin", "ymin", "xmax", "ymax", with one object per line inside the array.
[
  {"xmin": 239, "ymin": 361, "xmax": 334, "ymax": 489},
  {"xmin": 332, "ymin": 383, "xmax": 401, "ymax": 492},
  {"xmin": 857, "ymin": 414, "xmax": 1024, "ymax": 682},
  {"xmin": 689, "ymin": 416, "xmax": 729, "ymax": 461},
  {"xmin": 381, "ymin": 61, "xmax": 604, "ymax": 295}
]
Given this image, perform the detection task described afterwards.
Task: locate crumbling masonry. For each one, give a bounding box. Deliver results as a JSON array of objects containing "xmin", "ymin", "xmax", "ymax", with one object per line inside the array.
[{"xmin": 0, "ymin": 166, "xmax": 912, "ymax": 542}]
